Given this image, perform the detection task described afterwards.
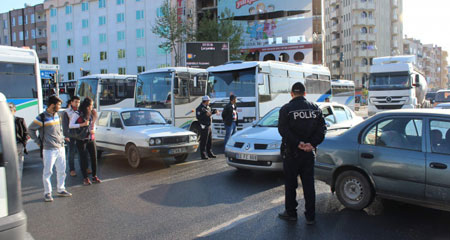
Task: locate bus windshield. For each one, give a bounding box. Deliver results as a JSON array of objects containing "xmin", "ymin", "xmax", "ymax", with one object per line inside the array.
[
  {"xmin": 208, "ymin": 67, "xmax": 256, "ymax": 98},
  {"xmin": 369, "ymin": 72, "xmax": 411, "ymax": 90},
  {"xmin": 76, "ymin": 78, "xmax": 98, "ymax": 106},
  {"xmin": 135, "ymin": 72, "xmax": 172, "ymax": 109},
  {"xmin": 0, "ymin": 62, "xmax": 37, "ymax": 98}
]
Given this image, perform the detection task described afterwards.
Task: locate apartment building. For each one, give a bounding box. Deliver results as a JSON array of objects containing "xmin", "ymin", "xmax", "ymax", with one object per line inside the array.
[
  {"xmin": 324, "ymin": 0, "xmax": 403, "ymax": 88},
  {"xmin": 0, "ymin": 12, "xmax": 10, "ymax": 46},
  {"xmin": 403, "ymin": 37, "xmax": 424, "ymax": 70},
  {"xmin": 423, "ymin": 44, "xmax": 448, "ymax": 89},
  {"xmin": 9, "ymin": 4, "xmax": 48, "ymax": 63},
  {"xmin": 44, "ymin": 0, "xmax": 168, "ymax": 81}
]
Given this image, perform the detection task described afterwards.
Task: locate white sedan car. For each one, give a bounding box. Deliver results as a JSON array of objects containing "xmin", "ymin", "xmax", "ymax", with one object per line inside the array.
[
  {"xmin": 95, "ymin": 108, "xmax": 198, "ymax": 168},
  {"xmin": 225, "ymin": 102, "xmax": 364, "ymax": 171}
]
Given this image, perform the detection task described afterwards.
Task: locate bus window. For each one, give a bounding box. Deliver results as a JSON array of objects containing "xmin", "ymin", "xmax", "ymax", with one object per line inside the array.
[
  {"xmin": 258, "ymin": 74, "xmax": 271, "ymax": 102},
  {"xmin": 190, "ymin": 74, "xmax": 207, "ymax": 97},
  {"xmin": 77, "ymin": 78, "xmax": 98, "ymax": 104},
  {"xmin": 0, "ymin": 62, "xmax": 37, "ymax": 98},
  {"xmin": 99, "ymin": 79, "xmax": 135, "ymax": 106}
]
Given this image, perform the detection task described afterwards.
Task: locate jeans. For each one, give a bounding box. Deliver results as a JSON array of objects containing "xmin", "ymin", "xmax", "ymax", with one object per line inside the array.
[
  {"xmin": 42, "ymin": 147, "xmax": 67, "ymax": 194},
  {"xmin": 65, "ymin": 138, "xmax": 78, "ymax": 171},
  {"xmin": 283, "ymin": 151, "xmax": 316, "ymax": 220},
  {"xmin": 17, "ymin": 143, "xmax": 25, "ymax": 180},
  {"xmin": 76, "ymin": 140, "xmax": 98, "ymax": 178},
  {"xmin": 224, "ymin": 121, "xmax": 237, "ymax": 146}
]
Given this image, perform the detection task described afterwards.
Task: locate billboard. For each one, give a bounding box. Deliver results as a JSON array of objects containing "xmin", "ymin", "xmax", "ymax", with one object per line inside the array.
[
  {"xmin": 185, "ymin": 42, "xmax": 230, "ymax": 69},
  {"xmin": 218, "ymin": 0, "xmax": 314, "ymax": 64}
]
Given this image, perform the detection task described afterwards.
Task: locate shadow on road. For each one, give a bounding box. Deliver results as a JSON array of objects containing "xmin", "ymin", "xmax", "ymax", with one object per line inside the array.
[{"xmin": 139, "ymin": 170, "xmax": 284, "ymax": 207}]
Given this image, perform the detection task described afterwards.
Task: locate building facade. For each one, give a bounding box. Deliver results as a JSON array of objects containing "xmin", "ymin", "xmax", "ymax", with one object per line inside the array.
[
  {"xmin": 0, "ymin": 12, "xmax": 10, "ymax": 46},
  {"xmin": 9, "ymin": 4, "xmax": 48, "ymax": 63},
  {"xmin": 44, "ymin": 0, "xmax": 168, "ymax": 81},
  {"xmin": 324, "ymin": 0, "xmax": 403, "ymax": 89}
]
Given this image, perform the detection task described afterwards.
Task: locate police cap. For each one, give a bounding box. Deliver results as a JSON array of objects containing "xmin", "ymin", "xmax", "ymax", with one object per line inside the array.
[{"xmin": 291, "ymin": 82, "xmax": 306, "ymax": 94}]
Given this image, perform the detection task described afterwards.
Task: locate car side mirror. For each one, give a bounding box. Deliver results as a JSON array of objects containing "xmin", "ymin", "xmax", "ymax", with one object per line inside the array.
[
  {"xmin": 252, "ymin": 120, "xmax": 257, "ymax": 127},
  {"xmin": 166, "ymin": 119, "xmax": 172, "ymax": 124}
]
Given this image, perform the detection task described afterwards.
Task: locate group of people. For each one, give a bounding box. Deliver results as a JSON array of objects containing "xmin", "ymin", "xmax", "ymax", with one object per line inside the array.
[{"xmin": 12, "ymin": 95, "xmax": 101, "ymax": 202}]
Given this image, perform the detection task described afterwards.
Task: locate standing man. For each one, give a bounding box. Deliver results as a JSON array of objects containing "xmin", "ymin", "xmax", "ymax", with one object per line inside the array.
[
  {"xmin": 277, "ymin": 82, "xmax": 326, "ymax": 225},
  {"xmin": 196, "ymin": 96, "xmax": 217, "ymax": 159},
  {"xmin": 62, "ymin": 96, "xmax": 80, "ymax": 177},
  {"xmin": 29, "ymin": 96, "xmax": 72, "ymax": 202},
  {"xmin": 9, "ymin": 103, "xmax": 29, "ymax": 180},
  {"xmin": 222, "ymin": 94, "xmax": 238, "ymax": 146}
]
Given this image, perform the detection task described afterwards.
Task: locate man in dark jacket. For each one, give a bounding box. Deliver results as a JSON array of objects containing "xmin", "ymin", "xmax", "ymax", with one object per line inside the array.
[
  {"xmin": 9, "ymin": 103, "xmax": 29, "ymax": 180},
  {"xmin": 196, "ymin": 96, "xmax": 217, "ymax": 159},
  {"xmin": 222, "ymin": 94, "xmax": 238, "ymax": 145},
  {"xmin": 277, "ymin": 82, "xmax": 326, "ymax": 225}
]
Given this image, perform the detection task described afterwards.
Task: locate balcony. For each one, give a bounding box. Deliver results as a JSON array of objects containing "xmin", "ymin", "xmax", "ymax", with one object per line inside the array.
[
  {"xmin": 392, "ymin": 13, "xmax": 399, "ymax": 22},
  {"xmin": 355, "ymin": 65, "xmax": 370, "ymax": 73},
  {"xmin": 352, "ymin": 0, "xmax": 375, "ymax": 10},
  {"xmin": 392, "ymin": 0, "xmax": 398, "ymax": 8},
  {"xmin": 331, "ymin": 53, "xmax": 341, "ymax": 62},
  {"xmin": 355, "ymin": 49, "xmax": 376, "ymax": 57},
  {"xmin": 331, "ymin": 24, "xmax": 340, "ymax": 33},
  {"xmin": 331, "ymin": 38, "xmax": 341, "ymax": 47},
  {"xmin": 352, "ymin": 17, "xmax": 375, "ymax": 26},
  {"xmin": 329, "ymin": 10, "xmax": 338, "ymax": 19},
  {"xmin": 353, "ymin": 32, "xmax": 376, "ymax": 41},
  {"xmin": 330, "ymin": 0, "xmax": 338, "ymax": 5}
]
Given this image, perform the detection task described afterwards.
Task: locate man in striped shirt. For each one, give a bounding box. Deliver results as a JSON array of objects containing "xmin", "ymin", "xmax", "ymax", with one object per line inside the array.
[{"xmin": 29, "ymin": 96, "xmax": 72, "ymax": 202}]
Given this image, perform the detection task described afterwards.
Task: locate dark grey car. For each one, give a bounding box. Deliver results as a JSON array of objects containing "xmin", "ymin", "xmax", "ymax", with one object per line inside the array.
[{"xmin": 315, "ymin": 109, "xmax": 450, "ymax": 211}]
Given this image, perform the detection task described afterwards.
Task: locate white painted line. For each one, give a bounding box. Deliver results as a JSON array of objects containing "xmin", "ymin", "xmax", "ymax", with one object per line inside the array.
[
  {"xmin": 197, "ymin": 211, "xmax": 259, "ymax": 238},
  {"xmin": 175, "ymin": 160, "xmax": 203, "ymax": 166}
]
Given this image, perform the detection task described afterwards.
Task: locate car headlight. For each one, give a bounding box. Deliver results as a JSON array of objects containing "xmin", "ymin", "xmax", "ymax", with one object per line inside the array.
[
  {"xmin": 189, "ymin": 135, "xmax": 197, "ymax": 142},
  {"xmin": 266, "ymin": 142, "xmax": 281, "ymax": 150},
  {"xmin": 226, "ymin": 138, "xmax": 236, "ymax": 147},
  {"xmin": 149, "ymin": 139, "xmax": 155, "ymax": 145},
  {"xmin": 155, "ymin": 138, "xmax": 162, "ymax": 145}
]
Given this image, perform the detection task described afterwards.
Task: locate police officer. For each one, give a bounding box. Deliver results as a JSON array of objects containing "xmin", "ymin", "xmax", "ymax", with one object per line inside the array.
[
  {"xmin": 196, "ymin": 96, "xmax": 217, "ymax": 159},
  {"xmin": 277, "ymin": 82, "xmax": 326, "ymax": 225}
]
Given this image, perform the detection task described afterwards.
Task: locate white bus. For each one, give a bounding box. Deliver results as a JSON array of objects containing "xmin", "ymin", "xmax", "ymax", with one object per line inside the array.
[
  {"xmin": 207, "ymin": 61, "xmax": 331, "ymax": 139},
  {"xmin": 331, "ymin": 80, "xmax": 355, "ymax": 110},
  {"xmin": 75, "ymin": 74, "xmax": 137, "ymax": 111},
  {"xmin": 0, "ymin": 46, "xmax": 43, "ymax": 151},
  {"xmin": 135, "ymin": 67, "xmax": 208, "ymax": 133}
]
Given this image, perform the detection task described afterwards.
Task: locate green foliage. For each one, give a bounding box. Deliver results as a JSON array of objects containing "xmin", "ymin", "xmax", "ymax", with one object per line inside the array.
[{"xmin": 196, "ymin": 8, "xmax": 244, "ymax": 61}]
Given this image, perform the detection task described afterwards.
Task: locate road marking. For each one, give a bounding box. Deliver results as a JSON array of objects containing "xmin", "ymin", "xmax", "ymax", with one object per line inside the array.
[
  {"xmin": 175, "ymin": 160, "xmax": 203, "ymax": 166},
  {"xmin": 196, "ymin": 211, "xmax": 259, "ymax": 237}
]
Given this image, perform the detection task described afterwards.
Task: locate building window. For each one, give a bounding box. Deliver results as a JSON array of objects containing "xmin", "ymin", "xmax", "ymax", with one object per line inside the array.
[
  {"xmin": 50, "ymin": 8, "xmax": 57, "ymax": 17},
  {"xmin": 361, "ymin": 12, "xmax": 368, "ymax": 18},
  {"xmin": 156, "ymin": 8, "xmax": 164, "ymax": 17},
  {"xmin": 362, "ymin": 58, "xmax": 368, "ymax": 66},
  {"xmin": 99, "ymin": 16, "xmax": 106, "ymax": 26},
  {"xmin": 361, "ymin": 27, "xmax": 368, "ymax": 34},
  {"xmin": 52, "ymin": 57, "xmax": 58, "ymax": 64},
  {"xmin": 12, "ymin": 33, "xmax": 16, "ymax": 42},
  {"xmin": 118, "ymin": 49, "xmax": 126, "ymax": 59},
  {"xmin": 100, "ymin": 69, "xmax": 108, "ymax": 74},
  {"xmin": 67, "ymin": 55, "xmax": 74, "ymax": 64},
  {"xmin": 82, "ymin": 36, "xmax": 89, "ymax": 45},
  {"xmin": 136, "ymin": 10, "xmax": 144, "ymax": 20},
  {"xmin": 117, "ymin": 31, "xmax": 125, "ymax": 41},
  {"xmin": 136, "ymin": 28, "xmax": 144, "ymax": 39},
  {"xmin": 82, "ymin": 19, "xmax": 89, "ymax": 28},
  {"xmin": 100, "ymin": 51, "xmax": 107, "ymax": 60},
  {"xmin": 51, "ymin": 40, "xmax": 57, "ymax": 50},
  {"xmin": 12, "ymin": 17, "xmax": 15, "ymax": 27},
  {"xmin": 18, "ymin": 16, "xmax": 23, "ymax": 25},
  {"xmin": 31, "ymin": 14, "xmax": 35, "ymax": 23},
  {"xmin": 66, "ymin": 22, "xmax": 72, "ymax": 31},
  {"xmin": 68, "ymin": 72, "xmax": 75, "ymax": 80},
  {"xmin": 118, "ymin": 67, "xmax": 126, "ymax": 75},
  {"xmin": 117, "ymin": 0, "xmax": 124, "ymax": 5},
  {"xmin": 99, "ymin": 0, "xmax": 106, "ymax": 8},
  {"xmin": 83, "ymin": 53, "xmax": 90, "ymax": 62},
  {"xmin": 137, "ymin": 66, "xmax": 145, "ymax": 73},
  {"xmin": 25, "ymin": 15, "xmax": 28, "ymax": 24},
  {"xmin": 67, "ymin": 38, "xmax": 72, "ymax": 47},
  {"xmin": 51, "ymin": 24, "xmax": 57, "ymax": 33},
  {"xmin": 66, "ymin": 5, "xmax": 72, "ymax": 14},
  {"xmin": 19, "ymin": 31, "xmax": 23, "ymax": 40},
  {"xmin": 137, "ymin": 47, "xmax": 145, "ymax": 57},
  {"xmin": 25, "ymin": 31, "xmax": 28, "ymax": 40},
  {"xmin": 117, "ymin": 13, "xmax": 124, "ymax": 23},
  {"xmin": 99, "ymin": 33, "xmax": 107, "ymax": 43},
  {"xmin": 82, "ymin": 2, "xmax": 89, "ymax": 11}
]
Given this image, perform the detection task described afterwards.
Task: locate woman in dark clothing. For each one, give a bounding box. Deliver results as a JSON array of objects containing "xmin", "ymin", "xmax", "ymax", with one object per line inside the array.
[{"xmin": 69, "ymin": 97, "xmax": 101, "ymax": 185}]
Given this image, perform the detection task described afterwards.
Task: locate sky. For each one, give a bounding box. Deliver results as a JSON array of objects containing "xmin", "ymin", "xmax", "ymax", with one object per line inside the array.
[{"xmin": 1, "ymin": 0, "xmax": 449, "ymax": 57}]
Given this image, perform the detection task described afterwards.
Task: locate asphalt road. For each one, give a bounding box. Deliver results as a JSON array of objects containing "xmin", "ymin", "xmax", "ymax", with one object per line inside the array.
[{"xmin": 21, "ymin": 141, "xmax": 450, "ymax": 240}]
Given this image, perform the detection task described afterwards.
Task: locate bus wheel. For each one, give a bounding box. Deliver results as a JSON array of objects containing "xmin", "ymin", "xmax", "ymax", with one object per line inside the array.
[{"xmin": 126, "ymin": 144, "xmax": 141, "ymax": 168}]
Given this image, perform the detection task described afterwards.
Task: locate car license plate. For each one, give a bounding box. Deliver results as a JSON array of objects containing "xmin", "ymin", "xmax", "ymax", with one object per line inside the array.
[
  {"xmin": 169, "ymin": 148, "xmax": 186, "ymax": 154},
  {"xmin": 237, "ymin": 153, "xmax": 257, "ymax": 161}
]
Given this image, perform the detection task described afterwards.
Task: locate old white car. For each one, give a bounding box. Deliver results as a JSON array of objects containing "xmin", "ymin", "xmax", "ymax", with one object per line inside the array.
[{"xmin": 95, "ymin": 108, "xmax": 198, "ymax": 168}]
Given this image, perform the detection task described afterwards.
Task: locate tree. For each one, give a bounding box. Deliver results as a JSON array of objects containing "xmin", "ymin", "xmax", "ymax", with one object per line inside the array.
[
  {"xmin": 152, "ymin": 0, "xmax": 194, "ymax": 66},
  {"xmin": 196, "ymin": 9, "xmax": 244, "ymax": 61}
]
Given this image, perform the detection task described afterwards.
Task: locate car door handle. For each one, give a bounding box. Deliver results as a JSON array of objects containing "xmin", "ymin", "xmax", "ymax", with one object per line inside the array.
[
  {"xmin": 430, "ymin": 162, "xmax": 447, "ymax": 170},
  {"xmin": 361, "ymin": 153, "xmax": 374, "ymax": 159},
  {"xmin": 106, "ymin": 129, "xmax": 111, "ymax": 131}
]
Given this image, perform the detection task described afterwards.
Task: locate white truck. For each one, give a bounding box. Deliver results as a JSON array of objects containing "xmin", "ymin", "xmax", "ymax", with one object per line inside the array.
[{"xmin": 368, "ymin": 55, "xmax": 429, "ymax": 116}]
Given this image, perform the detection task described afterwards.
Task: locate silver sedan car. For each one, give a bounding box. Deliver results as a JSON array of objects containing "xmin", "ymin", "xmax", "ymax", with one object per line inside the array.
[
  {"xmin": 225, "ymin": 102, "xmax": 363, "ymax": 171},
  {"xmin": 315, "ymin": 109, "xmax": 450, "ymax": 211}
]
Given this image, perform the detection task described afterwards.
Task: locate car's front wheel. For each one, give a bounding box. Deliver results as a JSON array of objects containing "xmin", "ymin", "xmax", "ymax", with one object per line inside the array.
[
  {"xmin": 174, "ymin": 154, "xmax": 189, "ymax": 163},
  {"xmin": 335, "ymin": 170, "xmax": 374, "ymax": 210},
  {"xmin": 126, "ymin": 144, "xmax": 141, "ymax": 168}
]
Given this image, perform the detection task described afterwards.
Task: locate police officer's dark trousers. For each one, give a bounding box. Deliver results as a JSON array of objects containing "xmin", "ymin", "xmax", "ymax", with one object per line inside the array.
[
  {"xmin": 199, "ymin": 126, "xmax": 212, "ymax": 157},
  {"xmin": 283, "ymin": 150, "xmax": 316, "ymax": 220}
]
